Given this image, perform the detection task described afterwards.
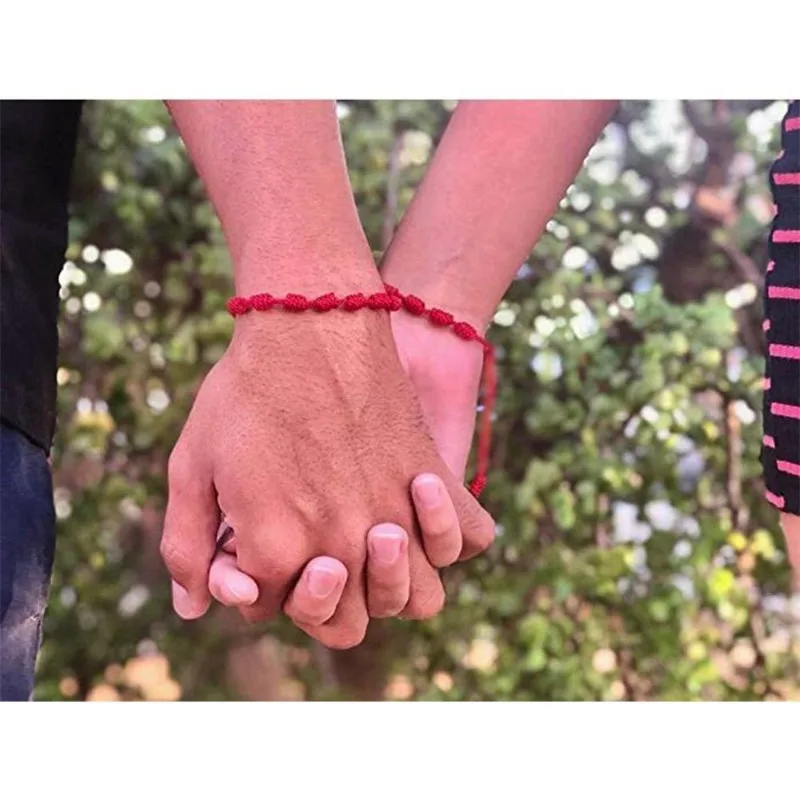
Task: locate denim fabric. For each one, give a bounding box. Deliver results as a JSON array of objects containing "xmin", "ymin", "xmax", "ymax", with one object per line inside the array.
[{"xmin": 0, "ymin": 423, "xmax": 56, "ymax": 701}]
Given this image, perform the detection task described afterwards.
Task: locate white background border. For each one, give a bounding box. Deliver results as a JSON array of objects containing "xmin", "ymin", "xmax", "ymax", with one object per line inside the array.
[
  {"xmin": 2, "ymin": 702, "xmax": 798, "ymax": 797},
  {"xmin": 2, "ymin": 1, "xmax": 798, "ymax": 98}
]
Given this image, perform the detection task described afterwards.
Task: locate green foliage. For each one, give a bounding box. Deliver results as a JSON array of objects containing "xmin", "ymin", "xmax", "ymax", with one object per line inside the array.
[{"xmin": 37, "ymin": 100, "xmax": 799, "ymax": 702}]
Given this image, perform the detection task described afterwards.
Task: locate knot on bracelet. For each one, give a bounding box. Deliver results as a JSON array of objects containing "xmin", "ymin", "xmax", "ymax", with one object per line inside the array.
[{"xmin": 226, "ymin": 283, "xmax": 495, "ymax": 498}]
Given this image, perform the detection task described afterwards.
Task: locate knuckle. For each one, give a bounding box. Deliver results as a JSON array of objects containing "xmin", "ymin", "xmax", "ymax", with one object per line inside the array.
[
  {"xmin": 429, "ymin": 545, "xmax": 460, "ymax": 570},
  {"xmin": 159, "ymin": 536, "xmax": 192, "ymax": 579},
  {"xmin": 239, "ymin": 536, "xmax": 302, "ymax": 584},
  {"xmin": 464, "ymin": 509, "xmax": 496, "ymax": 555},
  {"xmin": 405, "ymin": 579, "xmax": 445, "ymax": 620},
  {"xmin": 477, "ymin": 516, "xmax": 496, "ymax": 549},
  {"xmin": 286, "ymin": 601, "xmax": 331, "ymax": 628},
  {"xmin": 370, "ymin": 597, "xmax": 406, "ymax": 619},
  {"xmin": 324, "ymin": 619, "xmax": 368, "ymax": 650},
  {"xmin": 290, "ymin": 610, "xmax": 327, "ymax": 628}
]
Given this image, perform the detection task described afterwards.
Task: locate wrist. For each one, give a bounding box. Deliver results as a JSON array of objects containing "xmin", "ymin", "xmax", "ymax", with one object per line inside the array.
[
  {"xmin": 390, "ymin": 311, "xmax": 484, "ymax": 483},
  {"xmin": 229, "ymin": 297, "xmax": 398, "ymax": 391},
  {"xmin": 234, "ymin": 243, "xmax": 383, "ymax": 299},
  {"xmin": 391, "ymin": 311, "xmax": 483, "ymax": 394},
  {"xmin": 380, "ymin": 258, "xmax": 495, "ymax": 333}
]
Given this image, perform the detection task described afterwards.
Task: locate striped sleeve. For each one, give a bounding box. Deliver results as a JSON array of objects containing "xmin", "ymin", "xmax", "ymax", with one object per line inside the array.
[{"xmin": 762, "ymin": 100, "xmax": 800, "ymax": 516}]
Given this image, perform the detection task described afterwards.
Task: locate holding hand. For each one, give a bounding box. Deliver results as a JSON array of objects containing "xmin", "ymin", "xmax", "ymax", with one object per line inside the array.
[
  {"xmin": 205, "ymin": 473, "xmax": 467, "ymax": 641},
  {"xmin": 196, "ymin": 310, "xmax": 491, "ymax": 645},
  {"xmin": 160, "ymin": 280, "xmax": 494, "ymax": 649}
]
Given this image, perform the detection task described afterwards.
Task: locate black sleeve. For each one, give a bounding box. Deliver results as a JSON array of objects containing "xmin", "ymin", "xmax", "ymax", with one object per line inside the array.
[{"xmin": 762, "ymin": 100, "xmax": 800, "ymax": 516}]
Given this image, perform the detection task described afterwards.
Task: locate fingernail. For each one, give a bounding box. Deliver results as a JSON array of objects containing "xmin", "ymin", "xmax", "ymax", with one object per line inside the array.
[
  {"xmin": 369, "ymin": 532, "xmax": 403, "ymax": 565},
  {"xmin": 172, "ymin": 581, "xmax": 204, "ymax": 620},
  {"xmin": 413, "ymin": 475, "xmax": 442, "ymax": 509},
  {"xmin": 307, "ymin": 567, "xmax": 339, "ymax": 599},
  {"xmin": 225, "ymin": 573, "xmax": 258, "ymax": 606}
]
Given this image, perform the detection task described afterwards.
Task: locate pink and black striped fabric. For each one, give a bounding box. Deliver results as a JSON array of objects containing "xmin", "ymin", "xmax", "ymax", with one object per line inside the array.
[{"xmin": 762, "ymin": 100, "xmax": 800, "ymax": 515}]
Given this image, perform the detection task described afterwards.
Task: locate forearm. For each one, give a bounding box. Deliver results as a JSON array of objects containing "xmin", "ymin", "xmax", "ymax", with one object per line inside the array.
[
  {"xmin": 381, "ymin": 100, "xmax": 618, "ymax": 327},
  {"xmin": 167, "ymin": 100, "xmax": 379, "ymax": 296}
]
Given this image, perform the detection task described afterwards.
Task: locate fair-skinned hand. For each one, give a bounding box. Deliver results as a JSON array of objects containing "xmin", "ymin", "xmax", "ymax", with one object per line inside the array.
[
  {"xmin": 203, "ymin": 312, "xmax": 491, "ymax": 643},
  {"xmin": 206, "ymin": 472, "xmax": 466, "ymax": 634},
  {"xmin": 161, "ymin": 278, "xmax": 494, "ymax": 650}
]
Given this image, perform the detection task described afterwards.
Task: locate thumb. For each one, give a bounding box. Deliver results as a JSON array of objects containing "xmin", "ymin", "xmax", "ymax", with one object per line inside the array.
[{"xmin": 160, "ymin": 445, "xmax": 217, "ymax": 619}]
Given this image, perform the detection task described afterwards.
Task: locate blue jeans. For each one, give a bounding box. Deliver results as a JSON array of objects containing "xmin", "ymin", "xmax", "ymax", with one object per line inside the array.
[{"xmin": 0, "ymin": 423, "xmax": 56, "ymax": 701}]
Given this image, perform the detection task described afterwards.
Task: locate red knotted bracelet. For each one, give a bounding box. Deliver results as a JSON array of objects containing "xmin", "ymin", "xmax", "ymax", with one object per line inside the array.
[{"xmin": 225, "ymin": 283, "xmax": 495, "ymax": 498}]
